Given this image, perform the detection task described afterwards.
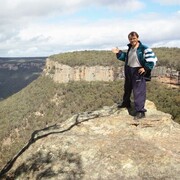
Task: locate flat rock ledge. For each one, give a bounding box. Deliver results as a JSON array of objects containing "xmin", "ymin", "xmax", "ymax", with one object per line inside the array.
[{"xmin": 3, "ymin": 100, "xmax": 180, "ymax": 180}]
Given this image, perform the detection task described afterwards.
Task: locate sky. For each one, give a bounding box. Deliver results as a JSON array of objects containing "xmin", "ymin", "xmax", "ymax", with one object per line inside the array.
[{"xmin": 0, "ymin": 0, "xmax": 180, "ymax": 57}]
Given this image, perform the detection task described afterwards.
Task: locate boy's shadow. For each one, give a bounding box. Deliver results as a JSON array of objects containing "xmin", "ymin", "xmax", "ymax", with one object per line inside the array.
[
  {"xmin": 127, "ymin": 104, "xmax": 136, "ymax": 117},
  {"xmin": 117, "ymin": 102, "xmax": 136, "ymax": 117}
]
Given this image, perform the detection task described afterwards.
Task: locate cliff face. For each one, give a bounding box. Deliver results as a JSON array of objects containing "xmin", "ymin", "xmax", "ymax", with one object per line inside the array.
[
  {"xmin": 44, "ymin": 58, "xmax": 122, "ymax": 83},
  {"xmin": 43, "ymin": 58, "xmax": 178, "ymax": 84},
  {"xmin": 4, "ymin": 100, "xmax": 180, "ymax": 179}
]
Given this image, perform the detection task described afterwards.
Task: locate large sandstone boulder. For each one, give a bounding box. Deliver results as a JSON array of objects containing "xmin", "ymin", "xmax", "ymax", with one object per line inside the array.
[{"xmin": 3, "ymin": 100, "xmax": 180, "ymax": 179}]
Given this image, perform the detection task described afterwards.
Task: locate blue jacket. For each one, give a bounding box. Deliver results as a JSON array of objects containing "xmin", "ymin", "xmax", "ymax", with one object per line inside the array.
[{"xmin": 116, "ymin": 41, "xmax": 157, "ymax": 70}]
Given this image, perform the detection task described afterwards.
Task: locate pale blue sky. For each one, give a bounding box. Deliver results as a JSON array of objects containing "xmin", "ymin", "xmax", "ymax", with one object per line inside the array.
[
  {"xmin": 0, "ymin": 0, "xmax": 179, "ymax": 57},
  {"xmin": 73, "ymin": 1, "xmax": 179, "ymax": 20}
]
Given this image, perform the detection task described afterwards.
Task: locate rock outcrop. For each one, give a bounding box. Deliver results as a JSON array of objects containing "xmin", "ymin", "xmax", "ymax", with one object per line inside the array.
[
  {"xmin": 43, "ymin": 58, "xmax": 123, "ymax": 83},
  {"xmin": 3, "ymin": 100, "xmax": 180, "ymax": 179}
]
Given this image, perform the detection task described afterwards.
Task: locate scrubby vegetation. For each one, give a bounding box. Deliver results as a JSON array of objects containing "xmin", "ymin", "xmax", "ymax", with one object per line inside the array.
[
  {"xmin": 147, "ymin": 80, "xmax": 180, "ymax": 120},
  {"xmin": 153, "ymin": 48, "xmax": 180, "ymax": 70},
  {"xmin": 50, "ymin": 50, "xmax": 123, "ymax": 67}
]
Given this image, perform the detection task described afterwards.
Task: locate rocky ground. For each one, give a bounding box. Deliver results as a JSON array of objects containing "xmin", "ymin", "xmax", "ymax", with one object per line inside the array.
[{"xmin": 1, "ymin": 100, "xmax": 180, "ymax": 180}]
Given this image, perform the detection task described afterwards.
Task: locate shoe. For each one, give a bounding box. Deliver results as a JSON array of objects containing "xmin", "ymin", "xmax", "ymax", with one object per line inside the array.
[
  {"xmin": 134, "ymin": 112, "xmax": 145, "ymax": 120},
  {"xmin": 117, "ymin": 102, "xmax": 131, "ymax": 108}
]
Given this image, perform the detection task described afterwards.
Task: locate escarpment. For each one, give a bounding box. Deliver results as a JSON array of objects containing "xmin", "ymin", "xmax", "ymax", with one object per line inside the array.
[
  {"xmin": 43, "ymin": 56, "xmax": 171, "ymax": 84},
  {"xmin": 43, "ymin": 58, "xmax": 123, "ymax": 83}
]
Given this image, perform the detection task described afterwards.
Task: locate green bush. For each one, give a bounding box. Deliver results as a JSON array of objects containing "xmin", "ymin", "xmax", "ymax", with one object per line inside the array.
[{"xmin": 49, "ymin": 50, "xmax": 123, "ymax": 67}]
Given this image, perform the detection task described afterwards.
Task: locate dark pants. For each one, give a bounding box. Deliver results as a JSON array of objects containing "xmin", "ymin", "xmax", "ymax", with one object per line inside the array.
[{"xmin": 123, "ymin": 65, "xmax": 146, "ymax": 112}]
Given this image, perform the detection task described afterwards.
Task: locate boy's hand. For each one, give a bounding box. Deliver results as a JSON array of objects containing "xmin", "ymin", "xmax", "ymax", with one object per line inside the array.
[
  {"xmin": 138, "ymin": 67, "xmax": 145, "ymax": 75},
  {"xmin": 138, "ymin": 67, "xmax": 146, "ymax": 74},
  {"xmin": 112, "ymin": 47, "xmax": 120, "ymax": 54}
]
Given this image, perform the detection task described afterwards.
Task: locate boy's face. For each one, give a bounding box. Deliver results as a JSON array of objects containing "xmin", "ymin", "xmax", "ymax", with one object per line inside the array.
[{"xmin": 128, "ymin": 35, "xmax": 139, "ymax": 47}]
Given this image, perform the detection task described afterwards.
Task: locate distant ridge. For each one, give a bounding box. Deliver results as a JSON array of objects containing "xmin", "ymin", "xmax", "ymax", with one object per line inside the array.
[{"xmin": 0, "ymin": 57, "xmax": 46, "ymax": 99}]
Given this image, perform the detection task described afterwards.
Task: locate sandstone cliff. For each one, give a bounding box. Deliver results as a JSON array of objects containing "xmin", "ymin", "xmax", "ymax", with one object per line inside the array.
[
  {"xmin": 43, "ymin": 58, "xmax": 123, "ymax": 83},
  {"xmin": 43, "ymin": 58, "xmax": 174, "ymax": 84},
  {"xmin": 2, "ymin": 100, "xmax": 180, "ymax": 179}
]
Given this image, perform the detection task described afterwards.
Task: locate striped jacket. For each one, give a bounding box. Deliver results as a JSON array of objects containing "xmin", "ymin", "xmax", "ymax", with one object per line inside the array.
[{"xmin": 116, "ymin": 41, "xmax": 157, "ymax": 70}]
